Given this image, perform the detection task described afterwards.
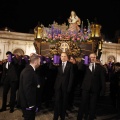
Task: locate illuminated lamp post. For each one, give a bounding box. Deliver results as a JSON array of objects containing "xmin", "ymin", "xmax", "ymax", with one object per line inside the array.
[
  {"xmin": 90, "ymin": 21, "xmax": 103, "ymax": 55},
  {"xmin": 34, "ymin": 22, "xmax": 43, "ymax": 55}
]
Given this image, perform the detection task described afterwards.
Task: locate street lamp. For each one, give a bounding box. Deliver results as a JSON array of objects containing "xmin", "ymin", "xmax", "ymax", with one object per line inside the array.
[{"xmin": 34, "ymin": 22, "xmax": 43, "ymax": 55}]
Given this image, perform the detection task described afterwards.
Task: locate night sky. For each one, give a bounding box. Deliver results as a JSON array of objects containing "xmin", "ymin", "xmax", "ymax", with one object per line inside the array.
[{"xmin": 0, "ymin": 0, "xmax": 120, "ymax": 40}]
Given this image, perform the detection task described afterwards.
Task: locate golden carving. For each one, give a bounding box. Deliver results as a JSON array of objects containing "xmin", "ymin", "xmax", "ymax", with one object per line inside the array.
[{"xmin": 49, "ymin": 40, "xmax": 81, "ymax": 57}]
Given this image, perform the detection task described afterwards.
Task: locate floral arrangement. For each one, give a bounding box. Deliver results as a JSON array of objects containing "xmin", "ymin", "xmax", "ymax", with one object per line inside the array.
[{"xmin": 43, "ymin": 19, "xmax": 91, "ymax": 44}]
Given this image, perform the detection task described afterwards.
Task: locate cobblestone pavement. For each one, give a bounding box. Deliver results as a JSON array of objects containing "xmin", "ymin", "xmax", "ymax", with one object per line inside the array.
[
  {"xmin": 0, "ymin": 84, "xmax": 119, "ymax": 120},
  {"xmin": 0, "ymin": 105, "xmax": 118, "ymax": 120}
]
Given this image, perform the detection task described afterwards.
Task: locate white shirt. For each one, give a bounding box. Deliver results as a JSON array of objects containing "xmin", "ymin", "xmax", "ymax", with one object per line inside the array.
[
  {"xmin": 6, "ymin": 62, "xmax": 10, "ymax": 69},
  {"xmin": 62, "ymin": 61, "xmax": 67, "ymax": 72},
  {"xmin": 89, "ymin": 62, "xmax": 95, "ymax": 72},
  {"xmin": 62, "ymin": 61, "xmax": 67, "ymax": 68}
]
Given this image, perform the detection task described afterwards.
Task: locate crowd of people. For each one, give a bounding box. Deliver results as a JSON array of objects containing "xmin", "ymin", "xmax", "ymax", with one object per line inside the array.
[{"xmin": 0, "ymin": 51, "xmax": 120, "ymax": 120}]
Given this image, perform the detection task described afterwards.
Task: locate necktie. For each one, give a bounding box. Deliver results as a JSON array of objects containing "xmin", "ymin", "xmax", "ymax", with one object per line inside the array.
[
  {"xmin": 62, "ymin": 63, "xmax": 65, "ymax": 72},
  {"xmin": 109, "ymin": 62, "xmax": 112, "ymax": 68},
  {"xmin": 8, "ymin": 62, "xmax": 10, "ymax": 69},
  {"xmin": 92, "ymin": 63, "xmax": 95, "ymax": 73}
]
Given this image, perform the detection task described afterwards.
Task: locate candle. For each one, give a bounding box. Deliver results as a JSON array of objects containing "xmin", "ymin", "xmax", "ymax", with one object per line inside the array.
[
  {"xmin": 24, "ymin": 55, "xmax": 29, "ymax": 63},
  {"xmin": 84, "ymin": 55, "xmax": 89, "ymax": 65},
  {"xmin": 8, "ymin": 54, "xmax": 12, "ymax": 62},
  {"xmin": 53, "ymin": 55, "xmax": 60, "ymax": 64}
]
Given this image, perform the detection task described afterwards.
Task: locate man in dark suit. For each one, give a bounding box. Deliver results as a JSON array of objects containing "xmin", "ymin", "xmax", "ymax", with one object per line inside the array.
[
  {"xmin": 18, "ymin": 53, "xmax": 40, "ymax": 120},
  {"xmin": 53, "ymin": 52, "xmax": 74, "ymax": 120},
  {"xmin": 77, "ymin": 53, "xmax": 106, "ymax": 120},
  {"xmin": 0, "ymin": 51, "xmax": 19, "ymax": 113}
]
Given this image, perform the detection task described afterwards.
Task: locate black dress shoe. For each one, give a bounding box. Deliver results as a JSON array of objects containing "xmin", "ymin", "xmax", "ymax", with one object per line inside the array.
[
  {"xmin": 9, "ymin": 109, "xmax": 14, "ymax": 113},
  {"xmin": 0, "ymin": 108, "xmax": 6, "ymax": 112}
]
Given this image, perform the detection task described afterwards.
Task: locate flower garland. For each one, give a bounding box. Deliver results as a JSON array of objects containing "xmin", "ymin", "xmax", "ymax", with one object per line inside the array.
[{"xmin": 44, "ymin": 19, "xmax": 91, "ymax": 44}]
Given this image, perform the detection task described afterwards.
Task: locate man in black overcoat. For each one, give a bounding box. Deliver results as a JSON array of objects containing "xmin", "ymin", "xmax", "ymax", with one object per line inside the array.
[
  {"xmin": 77, "ymin": 53, "xmax": 106, "ymax": 120},
  {"xmin": 53, "ymin": 52, "xmax": 74, "ymax": 120},
  {"xmin": 0, "ymin": 51, "xmax": 19, "ymax": 113},
  {"xmin": 19, "ymin": 53, "xmax": 40, "ymax": 120}
]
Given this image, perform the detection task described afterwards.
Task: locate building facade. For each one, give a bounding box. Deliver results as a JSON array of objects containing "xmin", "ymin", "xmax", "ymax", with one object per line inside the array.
[
  {"xmin": 101, "ymin": 42, "xmax": 120, "ymax": 64},
  {"xmin": 0, "ymin": 31, "xmax": 35, "ymax": 60}
]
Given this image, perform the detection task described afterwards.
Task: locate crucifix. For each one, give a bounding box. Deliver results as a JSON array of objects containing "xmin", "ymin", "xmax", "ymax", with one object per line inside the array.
[{"xmin": 60, "ymin": 42, "xmax": 69, "ymax": 52}]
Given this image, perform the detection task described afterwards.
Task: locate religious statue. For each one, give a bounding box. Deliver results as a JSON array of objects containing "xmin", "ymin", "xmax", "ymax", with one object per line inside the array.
[{"xmin": 68, "ymin": 10, "xmax": 81, "ymax": 32}]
